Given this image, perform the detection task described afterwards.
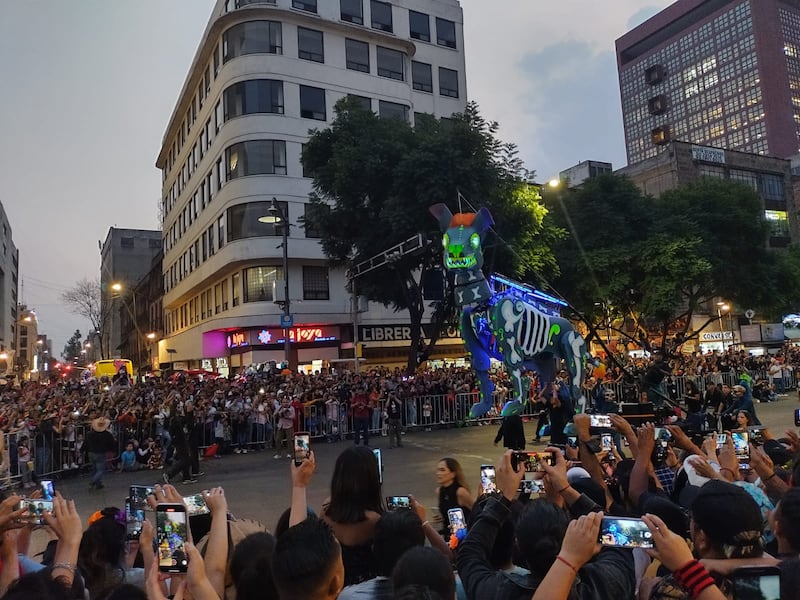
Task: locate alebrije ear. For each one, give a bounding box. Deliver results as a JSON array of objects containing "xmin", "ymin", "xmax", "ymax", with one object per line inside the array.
[
  {"xmin": 429, "ymin": 203, "xmax": 454, "ymax": 232},
  {"xmin": 472, "ymin": 207, "xmax": 495, "ymax": 235}
]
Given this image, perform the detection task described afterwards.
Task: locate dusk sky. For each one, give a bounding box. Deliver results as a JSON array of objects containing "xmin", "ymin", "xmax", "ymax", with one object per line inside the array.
[{"xmin": 0, "ymin": 0, "xmax": 672, "ymax": 352}]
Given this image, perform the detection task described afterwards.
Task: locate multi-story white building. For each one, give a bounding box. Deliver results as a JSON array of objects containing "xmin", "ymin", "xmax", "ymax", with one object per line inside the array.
[
  {"xmin": 156, "ymin": 0, "xmax": 467, "ymax": 372},
  {"xmin": 0, "ymin": 201, "xmax": 19, "ymax": 377}
]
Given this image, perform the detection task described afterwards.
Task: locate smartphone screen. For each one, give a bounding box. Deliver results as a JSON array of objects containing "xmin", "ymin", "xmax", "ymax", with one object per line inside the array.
[
  {"xmin": 519, "ymin": 478, "xmax": 546, "ymax": 495},
  {"xmin": 795, "ymin": 408, "xmax": 800, "ymax": 427},
  {"xmin": 601, "ymin": 434, "xmax": 613, "ymax": 452},
  {"xmin": 130, "ymin": 485, "xmax": 155, "ymax": 511},
  {"xmin": 480, "ymin": 465, "xmax": 497, "ymax": 495},
  {"xmin": 447, "ymin": 508, "xmax": 467, "ymax": 537},
  {"xmin": 729, "ymin": 567, "xmax": 781, "ymax": 600},
  {"xmin": 748, "ymin": 427, "xmax": 765, "ymax": 446},
  {"xmin": 731, "ymin": 431, "xmax": 750, "ymax": 469},
  {"xmin": 40, "ymin": 480, "xmax": 54, "ymax": 500},
  {"xmin": 16, "ymin": 499, "xmax": 54, "ymax": 525},
  {"xmin": 156, "ymin": 504, "xmax": 189, "ymax": 573},
  {"xmin": 512, "ymin": 451, "xmax": 554, "ymax": 473},
  {"xmin": 183, "ymin": 494, "xmax": 210, "ymax": 516},
  {"xmin": 385, "ymin": 496, "xmax": 411, "ymax": 511},
  {"xmin": 589, "ymin": 414, "xmax": 612, "ymax": 428},
  {"xmin": 567, "ymin": 436, "xmax": 578, "ymax": 448},
  {"xmin": 654, "ymin": 427, "xmax": 673, "ymax": 442},
  {"xmin": 125, "ymin": 498, "xmax": 145, "ymax": 540},
  {"xmin": 293, "ymin": 432, "xmax": 311, "ymax": 466},
  {"xmin": 372, "ymin": 448, "xmax": 383, "ymax": 483},
  {"xmin": 716, "ymin": 433, "xmax": 728, "ymax": 449},
  {"xmin": 599, "ymin": 517, "xmax": 654, "ymax": 549}
]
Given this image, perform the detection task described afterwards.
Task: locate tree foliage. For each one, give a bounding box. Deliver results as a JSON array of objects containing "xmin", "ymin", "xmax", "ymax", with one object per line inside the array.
[
  {"xmin": 547, "ymin": 175, "xmax": 793, "ymax": 355},
  {"xmin": 62, "ymin": 330, "xmax": 82, "ymax": 363},
  {"xmin": 61, "ymin": 278, "xmax": 110, "ymax": 359},
  {"xmin": 302, "ymin": 100, "xmax": 560, "ymax": 370}
]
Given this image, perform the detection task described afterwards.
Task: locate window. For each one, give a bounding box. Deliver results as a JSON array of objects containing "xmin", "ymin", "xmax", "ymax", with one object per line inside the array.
[
  {"xmin": 223, "ymin": 21, "xmax": 282, "ymax": 61},
  {"xmin": 377, "ymin": 46, "xmax": 404, "ymax": 80},
  {"xmin": 223, "ymin": 79, "xmax": 284, "ymax": 119},
  {"xmin": 227, "ymin": 200, "xmax": 288, "ymax": 241},
  {"xmin": 345, "ymin": 38, "xmax": 370, "ymax": 72},
  {"xmin": 379, "ymin": 100, "xmax": 409, "ymax": 121},
  {"xmin": 762, "ymin": 174, "xmax": 785, "ymax": 200},
  {"xmin": 243, "ymin": 266, "xmax": 284, "ymax": 302},
  {"xmin": 214, "ymin": 283, "xmax": 221, "ymax": 314},
  {"xmin": 766, "ymin": 210, "xmax": 789, "ymax": 236},
  {"xmin": 300, "ymin": 85, "xmax": 326, "ymax": 120},
  {"xmin": 371, "ymin": 0, "xmax": 392, "ymax": 32},
  {"xmin": 292, "ymin": 0, "xmax": 317, "ymax": 12},
  {"xmin": 226, "ymin": 140, "xmax": 287, "ymax": 178},
  {"xmin": 409, "ymin": 10, "xmax": 430, "ymax": 42},
  {"xmin": 436, "ymin": 17, "xmax": 457, "ymax": 48},
  {"xmin": 347, "ymin": 94, "xmax": 372, "ymax": 111},
  {"xmin": 298, "ymin": 27, "xmax": 324, "ymax": 63},
  {"xmin": 439, "ymin": 67, "xmax": 459, "ymax": 98},
  {"xmin": 221, "ymin": 279, "xmax": 229, "ymax": 310},
  {"xmin": 412, "ymin": 61, "xmax": 432, "ymax": 92},
  {"xmin": 232, "ymin": 272, "xmax": 240, "ymax": 306},
  {"xmin": 303, "ymin": 266, "xmax": 330, "ymax": 300},
  {"xmin": 217, "ymin": 215, "xmax": 225, "ymax": 248},
  {"xmin": 303, "ymin": 203, "xmax": 326, "ymax": 238},
  {"xmin": 341, "ymin": 0, "xmax": 363, "ymax": 24}
]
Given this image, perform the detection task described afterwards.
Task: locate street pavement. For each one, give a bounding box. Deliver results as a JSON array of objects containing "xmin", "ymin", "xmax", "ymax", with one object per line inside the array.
[{"xmin": 33, "ymin": 396, "xmax": 800, "ymax": 537}]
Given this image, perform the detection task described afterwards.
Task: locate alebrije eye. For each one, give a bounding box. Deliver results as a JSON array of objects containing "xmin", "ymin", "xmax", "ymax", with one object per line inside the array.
[{"xmin": 470, "ymin": 233, "xmax": 480, "ymax": 249}]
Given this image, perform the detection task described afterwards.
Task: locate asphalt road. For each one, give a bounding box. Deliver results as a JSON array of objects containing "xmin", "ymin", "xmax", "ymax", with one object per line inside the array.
[{"xmin": 34, "ymin": 396, "xmax": 799, "ymax": 536}]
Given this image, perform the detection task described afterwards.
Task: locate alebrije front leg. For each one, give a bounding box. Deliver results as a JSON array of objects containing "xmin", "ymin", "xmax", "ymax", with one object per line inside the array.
[{"xmin": 461, "ymin": 309, "xmax": 494, "ymax": 418}]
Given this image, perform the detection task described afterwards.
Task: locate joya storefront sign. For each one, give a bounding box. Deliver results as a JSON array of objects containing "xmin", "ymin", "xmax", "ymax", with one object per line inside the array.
[{"xmin": 226, "ymin": 326, "xmax": 339, "ymax": 348}]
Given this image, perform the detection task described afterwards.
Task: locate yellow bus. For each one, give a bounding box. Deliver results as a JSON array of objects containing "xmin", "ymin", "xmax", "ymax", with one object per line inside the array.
[{"xmin": 93, "ymin": 359, "xmax": 134, "ymax": 379}]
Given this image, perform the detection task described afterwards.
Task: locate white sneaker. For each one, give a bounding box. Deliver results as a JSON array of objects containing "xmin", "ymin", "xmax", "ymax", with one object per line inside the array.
[
  {"xmin": 273, "ymin": 454, "xmax": 281, "ymax": 459},
  {"xmin": 234, "ymin": 448, "xmax": 241, "ymax": 454},
  {"xmin": 286, "ymin": 454, "xmax": 292, "ymax": 459},
  {"xmin": 71, "ymin": 463, "xmax": 79, "ymax": 469},
  {"xmin": 242, "ymin": 449, "xmax": 248, "ymax": 454},
  {"xmin": 63, "ymin": 463, "xmax": 69, "ymax": 471}
]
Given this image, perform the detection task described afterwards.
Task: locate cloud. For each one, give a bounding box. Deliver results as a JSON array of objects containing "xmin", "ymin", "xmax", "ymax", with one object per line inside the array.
[{"xmin": 627, "ymin": 5, "xmax": 665, "ymax": 30}]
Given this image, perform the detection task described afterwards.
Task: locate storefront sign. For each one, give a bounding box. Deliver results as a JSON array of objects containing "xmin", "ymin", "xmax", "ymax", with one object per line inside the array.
[
  {"xmin": 201, "ymin": 359, "xmax": 213, "ymax": 370},
  {"xmin": 691, "ymin": 145, "xmax": 726, "ymax": 164},
  {"xmin": 216, "ymin": 357, "xmax": 228, "ymax": 368},
  {"xmin": 227, "ymin": 326, "xmax": 339, "ymax": 348},
  {"xmin": 700, "ymin": 331, "xmax": 733, "ymax": 341},
  {"xmin": 359, "ymin": 324, "xmax": 462, "ymax": 343}
]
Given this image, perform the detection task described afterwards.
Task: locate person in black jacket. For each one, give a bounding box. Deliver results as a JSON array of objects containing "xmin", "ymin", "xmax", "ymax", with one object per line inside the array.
[
  {"xmin": 163, "ymin": 416, "xmax": 194, "ymax": 484},
  {"xmin": 493, "ymin": 414, "xmax": 525, "ymax": 450},
  {"xmin": 456, "ymin": 450, "xmax": 635, "ymax": 600},
  {"xmin": 85, "ymin": 417, "xmax": 116, "ymax": 490}
]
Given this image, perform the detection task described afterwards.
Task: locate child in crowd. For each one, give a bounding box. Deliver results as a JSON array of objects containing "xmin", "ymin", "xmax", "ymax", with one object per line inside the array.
[
  {"xmin": 17, "ymin": 437, "xmax": 33, "ymax": 489},
  {"xmin": 148, "ymin": 444, "xmax": 164, "ymax": 470},
  {"xmin": 119, "ymin": 441, "xmax": 137, "ymax": 472}
]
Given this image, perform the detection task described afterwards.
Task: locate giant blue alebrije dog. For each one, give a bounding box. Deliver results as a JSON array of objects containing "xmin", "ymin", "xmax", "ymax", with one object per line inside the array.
[{"xmin": 430, "ymin": 203, "xmax": 588, "ymax": 418}]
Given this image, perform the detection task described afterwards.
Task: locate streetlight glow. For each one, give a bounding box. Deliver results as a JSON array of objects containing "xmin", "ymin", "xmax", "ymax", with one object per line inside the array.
[
  {"xmin": 111, "ymin": 282, "xmax": 122, "ymax": 292},
  {"xmin": 548, "ymin": 179, "xmax": 560, "ymax": 188},
  {"xmin": 146, "ymin": 332, "xmax": 156, "ymax": 340}
]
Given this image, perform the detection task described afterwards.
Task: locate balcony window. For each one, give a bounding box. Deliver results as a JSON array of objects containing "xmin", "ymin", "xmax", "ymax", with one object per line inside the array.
[
  {"xmin": 243, "ymin": 266, "xmax": 284, "ymax": 303},
  {"xmin": 377, "ymin": 46, "xmax": 404, "ymax": 80},
  {"xmin": 223, "ymin": 21, "xmax": 282, "ymax": 62},
  {"xmin": 223, "ymin": 79, "xmax": 284, "ymax": 119},
  {"xmin": 225, "ymin": 140, "xmax": 287, "ymax": 179},
  {"xmin": 227, "ymin": 200, "xmax": 288, "ymax": 241}
]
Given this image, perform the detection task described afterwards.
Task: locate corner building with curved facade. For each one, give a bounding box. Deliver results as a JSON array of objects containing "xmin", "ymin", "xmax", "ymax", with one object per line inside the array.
[{"xmin": 156, "ymin": 0, "xmax": 467, "ymax": 373}]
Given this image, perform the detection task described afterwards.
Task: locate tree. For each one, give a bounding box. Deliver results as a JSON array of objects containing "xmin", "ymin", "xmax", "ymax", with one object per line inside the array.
[
  {"xmin": 62, "ymin": 330, "xmax": 82, "ymax": 363},
  {"xmin": 61, "ymin": 278, "xmax": 111, "ymax": 359},
  {"xmin": 547, "ymin": 175, "xmax": 788, "ymax": 356},
  {"xmin": 303, "ymin": 99, "xmax": 560, "ymax": 371}
]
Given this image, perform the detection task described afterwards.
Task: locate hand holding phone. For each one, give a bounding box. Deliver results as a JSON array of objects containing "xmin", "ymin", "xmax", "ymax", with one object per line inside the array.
[
  {"xmin": 729, "ymin": 566, "xmax": 781, "ymax": 599},
  {"xmin": 293, "ymin": 432, "xmax": 311, "ymax": 467},
  {"xmin": 599, "ymin": 517, "xmax": 654, "ymax": 549},
  {"xmin": 385, "ymin": 496, "xmax": 411, "ymax": 511},
  {"xmin": 40, "ymin": 480, "xmax": 54, "ymax": 501},
  {"xmin": 447, "ymin": 508, "xmax": 466, "ymax": 537},
  {"xmin": 130, "ymin": 485, "xmax": 155, "ymax": 511},
  {"xmin": 125, "ymin": 498, "xmax": 145, "ymax": 540},
  {"xmin": 480, "ymin": 465, "xmax": 497, "ymax": 495},
  {"xmin": 16, "ymin": 499, "xmax": 54, "ymax": 525},
  {"xmin": 156, "ymin": 504, "xmax": 189, "ymax": 573},
  {"xmin": 589, "ymin": 414, "xmax": 613, "ymax": 429},
  {"xmin": 511, "ymin": 451, "xmax": 554, "ymax": 473}
]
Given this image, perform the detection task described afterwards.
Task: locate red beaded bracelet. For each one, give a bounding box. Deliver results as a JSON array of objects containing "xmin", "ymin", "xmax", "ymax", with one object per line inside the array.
[
  {"xmin": 673, "ymin": 559, "xmax": 715, "ymax": 599},
  {"xmin": 556, "ymin": 555, "xmax": 577, "ymax": 574}
]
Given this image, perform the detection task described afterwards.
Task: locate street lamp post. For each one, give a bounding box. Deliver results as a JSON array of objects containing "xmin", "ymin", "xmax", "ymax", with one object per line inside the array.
[
  {"xmin": 716, "ymin": 301, "xmax": 730, "ymax": 351},
  {"xmin": 258, "ymin": 198, "xmax": 291, "ymax": 370}
]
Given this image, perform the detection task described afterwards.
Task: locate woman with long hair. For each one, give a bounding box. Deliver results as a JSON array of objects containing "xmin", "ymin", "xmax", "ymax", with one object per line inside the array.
[
  {"xmin": 435, "ymin": 457, "xmax": 473, "ymax": 538},
  {"xmin": 321, "ymin": 446, "xmax": 384, "ymax": 586}
]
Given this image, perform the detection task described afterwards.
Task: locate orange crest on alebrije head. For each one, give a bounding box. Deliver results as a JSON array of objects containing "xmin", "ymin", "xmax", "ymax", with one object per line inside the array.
[{"xmin": 449, "ymin": 213, "xmax": 476, "ymax": 227}]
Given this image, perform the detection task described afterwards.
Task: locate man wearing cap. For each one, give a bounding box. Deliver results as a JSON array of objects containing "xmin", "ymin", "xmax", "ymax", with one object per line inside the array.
[{"xmin": 646, "ymin": 480, "xmax": 767, "ymax": 599}]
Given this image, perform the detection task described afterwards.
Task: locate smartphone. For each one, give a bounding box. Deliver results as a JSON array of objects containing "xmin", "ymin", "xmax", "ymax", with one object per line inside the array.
[
  {"xmin": 519, "ymin": 478, "xmax": 546, "ymax": 495},
  {"xmin": 385, "ymin": 496, "xmax": 411, "ymax": 511},
  {"xmin": 795, "ymin": 407, "xmax": 800, "ymax": 427},
  {"xmin": 15, "ymin": 499, "xmax": 54, "ymax": 525},
  {"xmin": 654, "ymin": 427, "xmax": 673, "ymax": 442},
  {"xmin": 652, "ymin": 440, "xmax": 668, "ymax": 463},
  {"xmin": 511, "ymin": 451, "xmax": 554, "ymax": 473},
  {"xmin": 447, "ymin": 507, "xmax": 467, "ymax": 537},
  {"xmin": 156, "ymin": 504, "xmax": 189, "ymax": 573},
  {"xmin": 567, "ymin": 436, "xmax": 578, "ymax": 448},
  {"xmin": 601, "ymin": 434, "xmax": 613, "ymax": 452},
  {"xmin": 731, "ymin": 431, "xmax": 750, "ymax": 469},
  {"xmin": 480, "ymin": 465, "xmax": 497, "ymax": 495},
  {"xmin": 589, "ymin": 414, "xmax": 613, "ymax": 429},
  {"xmin": 748, "ymin": 427, "xmax": 765, "ymax": 446},
  {"xmin": 716, "ymin": 433, "xmax": 728, "ymax": 449},
  {"xmin": 183, "ymin": 494, "xmax": 210, "ymax": 516},
  {"xmin": 293, "ymin": 431, "xmax": 311, "ymax": 467},
  {"xmin": 130, "ymin": 485, "xmax": 155, "ymax": 511},
  {"xmin": 125, "ymin": 498, "xmax": 145, "ymax": 541},
  {"xmin": 40, "ymin": 480, "xmax": 54, "ymax": 501},
  {"xmin": 598, "ymin": 517, "xmax": 654, "ymax": 549},
  {"xmin": 372, "ymin": 448, "xmax": 383, "ymax": 483},
  {"xmin": 728, "ymin": 566, "xmax": 781, "ymax": 600}
]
